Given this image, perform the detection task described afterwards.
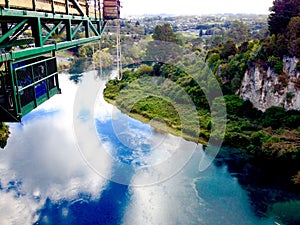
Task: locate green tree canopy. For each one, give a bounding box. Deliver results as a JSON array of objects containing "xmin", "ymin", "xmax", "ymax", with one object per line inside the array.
[
  {"xmin": 152, "ymin": 23, "xmax": 178, "ymax": 43},
  {"xmin": 92, "ymin": 50, "xmax": 114, "ymax": 68},
  {"xmin": 268, "ymin": 0, "xmax": 300, "ymax": 35},
  {"xmin": 287, "ymin": 16, "xmax": 300, "ymax": 56},
  {"xmin": 220, "ymin": 39, "xmax": 237, "ymax": 60},
  {"xmin": 260, "ymin": 106, "xmax": 286, "ymax": 129},
  {"xmin": 226, "ymin": 21, "xmax": 250, "ymax": 44}
]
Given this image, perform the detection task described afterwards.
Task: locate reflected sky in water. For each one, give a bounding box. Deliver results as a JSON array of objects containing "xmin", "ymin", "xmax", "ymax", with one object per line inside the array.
[{"xmin": 0, "ymin": 69, "xmax": 296, "ymax": 225}]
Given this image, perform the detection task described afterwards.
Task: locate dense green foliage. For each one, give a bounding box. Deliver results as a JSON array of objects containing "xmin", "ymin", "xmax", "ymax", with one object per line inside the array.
[
  {"xmin": 268, "ymin": 0, "xmax": 300, "ymax": 35},
  {"xmin": 152, "ymin": 24, "xmax": 178, "ymax": 43},
  {"xmin": 286, "ymin": 16, "xmax": 300, "ymax": 57},
  {"xmin": 104, "ymin": 63, "xmax": 212, "ymax": 142},
  {"xmin": 207, "ymin": 40, "xmax": 261, "ymax": 94},
  {"xmin": 226, "ymin": 20, "xmax": 251, "ymax": 44},
  {"xmin": 0, "ymin": 122, "xmax": 9, "ymax": 149},
  {"xmin": 261, "ymin": 107, "xmax": 300, "ymax": 129},
  {"xmin": 104, "ymin": 62, "xmax": 300, "ymax": 162},
  {"xmin": 104, "ymin": 8, "xmax": 300, "ymax": 164},
  {"xmin": 266, "ymin": 0, "xmax": 300, "ymax": 57},
  {"xmin": 205, "ymin": 0, "xmax": 300, "ymax": 87}
]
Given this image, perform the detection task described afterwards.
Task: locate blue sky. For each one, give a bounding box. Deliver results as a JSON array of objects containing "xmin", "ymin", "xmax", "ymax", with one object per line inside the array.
[{"xmin": 121, "ymin": 0, "xmax": 274, "ymax": 16}]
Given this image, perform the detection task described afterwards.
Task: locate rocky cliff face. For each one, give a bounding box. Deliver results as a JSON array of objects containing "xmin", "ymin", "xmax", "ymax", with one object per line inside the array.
[{"xmin": 239, "ymin": 57, "xmax": 300, "ymax": 111}]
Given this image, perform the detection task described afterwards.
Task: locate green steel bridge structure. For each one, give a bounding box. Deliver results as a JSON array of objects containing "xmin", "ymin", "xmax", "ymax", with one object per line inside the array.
[{"xmin": 0, "ymin": 0, "xmax": 120, "ymax": 122}]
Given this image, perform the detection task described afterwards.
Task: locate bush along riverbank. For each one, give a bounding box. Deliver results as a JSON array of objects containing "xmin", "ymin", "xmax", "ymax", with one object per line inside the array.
[
  {"xmin": 0, "ymin": 122, "xmax": 9, "ymax": 149},
  {"xmin": 104, "ymin": 63, "xmax": 300, "ymax": 188}
]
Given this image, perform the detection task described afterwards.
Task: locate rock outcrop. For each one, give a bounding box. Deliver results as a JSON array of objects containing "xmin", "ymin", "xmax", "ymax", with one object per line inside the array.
[{"xmin": 239, "ymin": 57, "xmax": 300, "ymax": 111}]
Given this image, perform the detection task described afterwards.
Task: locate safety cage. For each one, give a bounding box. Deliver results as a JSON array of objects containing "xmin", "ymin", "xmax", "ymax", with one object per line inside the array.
[{"xmin": 0, "ymin": 57, "xmax": 60, "ymax": 122}]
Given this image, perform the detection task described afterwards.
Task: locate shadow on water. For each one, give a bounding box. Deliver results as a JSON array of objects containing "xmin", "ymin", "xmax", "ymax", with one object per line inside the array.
[
  {"xmin": 213, "ymin": 147, "xmax": 300, "ymax": 224},
  {"xmin": 69, "ymin": 59, "xmax": 93, "ymax": 75}
]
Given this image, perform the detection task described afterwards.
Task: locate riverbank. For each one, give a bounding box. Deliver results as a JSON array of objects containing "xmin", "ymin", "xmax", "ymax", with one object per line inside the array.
[
  {"xmin": 0, "ymin": 122, "xmax": 9, "ymax": 149},
  {"xmin": 105, "ymin": 98, "xmax": 207, "ymax": 144},
  {"xmin": 103, "ymin": 64, "xmax": 300, "ymax": 187}
]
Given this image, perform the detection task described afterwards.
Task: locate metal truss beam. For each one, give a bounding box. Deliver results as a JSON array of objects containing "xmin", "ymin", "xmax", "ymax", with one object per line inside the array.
[
  {"xmin": 71, "ymin": 21, "xmax": 83, "ymax": 40},
  {"xmin": 42, "ymin": 21, "xmax": 63, "ymax": 45},
  {"xmin": 0, "ymin": 10, "xmax": 106, "ymax": 63},
  {"xmin": 0, "ymin": 19, "xmax": 28, "ymax": 44},
  {"xmin": 4, "ymin": 35, "xmax": 104, "ymax": 63}
]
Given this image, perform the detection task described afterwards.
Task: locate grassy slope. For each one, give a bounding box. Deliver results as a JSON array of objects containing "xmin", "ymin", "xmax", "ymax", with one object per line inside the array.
[{"xmin": 104, "ymin": 74, "xmax": 211, "ymax": 144}]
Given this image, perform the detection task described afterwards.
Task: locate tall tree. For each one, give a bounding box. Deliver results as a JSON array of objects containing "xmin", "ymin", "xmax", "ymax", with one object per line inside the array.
[
  {"xmin": 268, "ymin": 0, "xmax": 300, "ymax": 35},
  {"xmin": 220, "ymin": 39, "xmax": 237, "ymax": 60},
  {"xmin": 226, "ymin": 21, "xmax": 250, "ymax": 44},
  {"xmin": 146, "ymin": 24, "xmax": 183, "ymax": 63},
  {"xmin": 287, "ymin": 16, "xmax": 300, "ymax": 56},
  {"xmin": 152, "ymin": 24, "xmax": 177, "ymax": 43}
]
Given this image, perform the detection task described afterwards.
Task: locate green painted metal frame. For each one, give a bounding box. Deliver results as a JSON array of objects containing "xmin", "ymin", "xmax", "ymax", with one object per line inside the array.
[
  {"xmin": 14, "ymin": 56, "xmax": 61, "ymax": 116},
  {"xmin": 0, "ymin": 1, "xmax": 107, "ymax": 64},
  {"xmin": 0, "ymin": 0, "xmax": 113, "ymax": 121},
  {"xmin": 0, "ymin": 19, "xmax": 29, "ymax": 44},
  {"xmin": 0, "ymin": 23, "xmax": 107, "ymax": 63},
  {"xmin": 42, "ymin": 21, "xmax": 63, "ymax": 45}
]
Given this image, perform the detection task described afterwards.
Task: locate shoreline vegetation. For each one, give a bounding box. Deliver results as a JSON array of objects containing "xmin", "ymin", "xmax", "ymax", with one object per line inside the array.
[
  {"xmin": 0, "ymin": 122, "xmax": 9, "ymax": 149},
  {"xmin": 105, "ymin": 98, "xmax": 207, "ymax": 144},
  {"xmin": 103, "ymin": 63, "xmax": 300, "ymax": 187}
]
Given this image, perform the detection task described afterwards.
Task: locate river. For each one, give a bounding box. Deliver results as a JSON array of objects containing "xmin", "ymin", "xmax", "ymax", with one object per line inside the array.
[{"xmin": 0, "ymin": 66, "xmax": 299, "ymax": 225}]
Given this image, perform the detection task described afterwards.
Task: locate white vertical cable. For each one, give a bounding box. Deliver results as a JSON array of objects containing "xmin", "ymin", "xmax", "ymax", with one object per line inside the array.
[
  {"xmin": 92, "ymin": 44, "xmax": 95, "ymax": 71},
  {"xmin": 116, "ymin": 18, "xmax": 122, "ymax": 80},
  {"xmin": 99, "ymin": 40, "xmax": 103, "ymax": 77}
]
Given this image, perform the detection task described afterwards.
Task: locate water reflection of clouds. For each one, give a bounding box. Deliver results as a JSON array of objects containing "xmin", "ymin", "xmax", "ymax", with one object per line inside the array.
[
  {"xmin": 123, "ymin": 151, "xmax": 205, "ymax": 225},
  {"xmin": 95, "ymin": 118, "xmax": 148, "ymax": 166},
  {"xmin": 0, "ymin": 75, "xmax": 108, "ymax": 224},
  {"xmin": 0, "ymin": 190, "xmax": 41, "ymax": 224},
  {"xmin": 98, "ymin": 108, "xmax": 182, "ymax": 165},
  {"xmin": 95, "ymin": 113, "xmax": 181, "ymax": 168}
]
